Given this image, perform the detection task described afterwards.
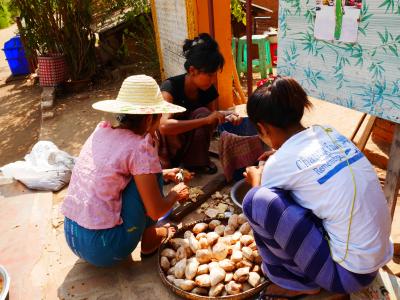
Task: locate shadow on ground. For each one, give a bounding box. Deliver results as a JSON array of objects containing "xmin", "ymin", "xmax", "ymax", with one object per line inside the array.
[
  {"xmin": 0, "ymin": 79, "xmax": 41, "ymax": 166},
  {"xmin": 57, "ymin": 256, "xmax": 179, "ymax": 300}
]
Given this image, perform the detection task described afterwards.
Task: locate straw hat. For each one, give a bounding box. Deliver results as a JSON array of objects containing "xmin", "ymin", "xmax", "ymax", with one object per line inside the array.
[{"xmin": 92, "ymin": 75, "xmax": 186, "ymax": 114}]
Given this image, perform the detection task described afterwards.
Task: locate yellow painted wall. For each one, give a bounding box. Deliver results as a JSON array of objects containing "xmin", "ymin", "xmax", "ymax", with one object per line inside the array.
[
  {"xmin": 152, "ymin": 0, "xmax": 234, "ymax": 108},
  {"xmin": 194, "ymin": 0, "xmax": 235, "ymax": 109}
]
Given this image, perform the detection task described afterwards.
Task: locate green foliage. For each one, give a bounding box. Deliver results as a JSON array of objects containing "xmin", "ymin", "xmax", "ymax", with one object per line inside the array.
[
  {"xmin": 93, "ymin": 0, "xmax": 150, "ymax": 26},
  {"xmin": 0, "ymin": 0, "xmax": 11, "ymax": 29},
  {"xmin": 119, "ymin": 12, "xmax": 159, "ymax": 70},
  {"xmin": 59, "ymin": 0, "xmax": 96, "ymax": 80},
  {"xmin": 231, "ymin": 0, "xmax": 246, "ymax": 25},
  {"xmin": 304, "ymin": 66, "xmax": 324, "ymax": 88},
  {"xmin": 358, "ymin": 2, "xmax": 373, "ymax": 36},
  {"xmin": 12, "ymin": 0, "xmax": 96, "ymax": 80},
  {"xmin": 378, "ymin": 27, "xmax": 400, "ymax": 57},
  {"xmin": 379, "ymin": 0, "xmax": 400, "ymax": 14}
]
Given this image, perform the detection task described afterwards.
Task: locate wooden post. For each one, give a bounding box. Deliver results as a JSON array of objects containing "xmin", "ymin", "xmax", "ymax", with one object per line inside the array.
[
  {"xmin": 15, "ymin": 17, "xmax": 37, "ymax": 73},
  {"xmin": 212, "ymin": 0, "xmax": 234, "ymax": 109},
  {"xmin": 246, "ymin": 0, "xmax": 253, "ymax": 97},
  {"xmin": 383, "ymin": 124, "xmax": 400, "ymax": 221},
  {"xmin": 169, "ymin": 174, "xmax": 226, "ymax": 221},
  {"xmin": 207, "ymin": 0, "xmax": 215, "ymax": 37},
  {"xmin": 356, "ymin": 115, "xmax": 376, "ymax": 151}
]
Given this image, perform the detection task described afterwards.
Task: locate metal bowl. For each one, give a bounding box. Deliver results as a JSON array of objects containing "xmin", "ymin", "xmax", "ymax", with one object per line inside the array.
[
  {"xmin": 0, "ymin": 265, "xmax": 10, "ymax": 300},
  {"xmin": 230, "ymin": 179, "xmax": 252, "ymax": 209}
]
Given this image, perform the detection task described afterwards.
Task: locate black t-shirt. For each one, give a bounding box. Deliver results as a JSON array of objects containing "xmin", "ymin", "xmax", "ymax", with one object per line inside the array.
[{"xmin": 160, "ymin": 74, "xmax": 218, "ymax": 118}]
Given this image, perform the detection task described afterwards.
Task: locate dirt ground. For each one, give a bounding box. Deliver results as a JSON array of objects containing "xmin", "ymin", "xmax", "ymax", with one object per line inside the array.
[{"xmin": 1, "ymin": 24, "xmax": 400, "ymax": 300}]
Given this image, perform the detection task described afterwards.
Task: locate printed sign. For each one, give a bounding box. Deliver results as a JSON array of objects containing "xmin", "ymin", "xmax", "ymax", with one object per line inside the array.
[
  {"xmin": 314, "ymin": 0, "xmax": 362, "ymax": 43},
  {"xmin": 278, "ymin": 0, "xmax": 400, "ymax": 124}
]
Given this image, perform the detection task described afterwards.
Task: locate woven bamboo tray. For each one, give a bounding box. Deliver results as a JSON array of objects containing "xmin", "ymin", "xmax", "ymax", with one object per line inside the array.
[{"xmin": 158, "ymin": 217, "xmax": 268, "ymax": 300}]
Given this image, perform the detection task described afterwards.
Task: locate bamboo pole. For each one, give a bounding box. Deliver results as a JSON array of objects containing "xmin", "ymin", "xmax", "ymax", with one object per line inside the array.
[{"xmin": 246, "ymin": 0, "xmax": 253, "ymax": 97}]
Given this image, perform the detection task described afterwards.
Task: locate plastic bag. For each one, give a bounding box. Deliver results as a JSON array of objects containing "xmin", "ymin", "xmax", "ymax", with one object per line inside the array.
[{"xmin": 0, "ymin": 141, "xmax": 75, "ymax": 191}]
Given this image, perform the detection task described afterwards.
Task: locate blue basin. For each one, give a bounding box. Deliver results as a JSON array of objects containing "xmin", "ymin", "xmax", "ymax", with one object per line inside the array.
[{"xmin": 230, "ymin": 178, "xmax": 252, "ymax": 209}]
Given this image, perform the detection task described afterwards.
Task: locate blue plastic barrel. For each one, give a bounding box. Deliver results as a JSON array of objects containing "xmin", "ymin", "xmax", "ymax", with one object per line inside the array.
[{"xmin": 2, "ymin": 36, "xmax": 30, "ymax": 76}]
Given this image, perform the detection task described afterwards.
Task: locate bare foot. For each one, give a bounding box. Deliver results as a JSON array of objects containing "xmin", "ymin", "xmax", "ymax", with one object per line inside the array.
[
  {"xmin": 141, "ymin": 224, "xmax": 176, "ymax": 255},
  {"xmin": 263, "ymin": 284, "xmax": 320, "ymax": 299}
]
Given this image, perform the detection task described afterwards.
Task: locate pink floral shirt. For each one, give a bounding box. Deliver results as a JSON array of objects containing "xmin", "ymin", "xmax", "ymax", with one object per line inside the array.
[{"xmin": 61, "ymin": 122, "xmax": 162, "ymax": 229}]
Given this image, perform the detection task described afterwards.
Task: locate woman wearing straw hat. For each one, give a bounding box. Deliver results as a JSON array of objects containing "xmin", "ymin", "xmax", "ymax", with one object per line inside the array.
[
  {"xmin": 61, "ymin": 75, "xmax": 191, "ymax": 267},
  {"xmin": 157, "ymin": 33, "xmax": 241, "ymax": 174}
]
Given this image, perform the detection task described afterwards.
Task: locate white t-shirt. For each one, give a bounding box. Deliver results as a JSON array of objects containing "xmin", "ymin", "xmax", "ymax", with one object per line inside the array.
[{"xmin": 261, "ymin": 125, "xmax": 393, "ymax": 274}]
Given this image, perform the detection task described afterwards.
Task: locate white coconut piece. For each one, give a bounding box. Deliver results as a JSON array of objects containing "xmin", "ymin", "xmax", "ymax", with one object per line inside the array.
[
  {"xmin": 161, "ymin": 248, "xmax": 176, "ymax": 259},
  {"xmin": 225, "ymin": 281, "xmax": 242, "ymax": 295},
  {"xmin": 242, "ymin": 246, "xmax": 254, "ymax": 262},
  {"xmin": 191, "ymin": 287, "xmax": 208, "ymax": 296},
  {"xmin": 231, "ymin": 250, "xmax": 243, "ymax": 263},
  {"xmin": 195, "ymin": 274, "xmax": 211, "ymax": 287},
  {"xmin": 214, "ymin": 225, "xmax": 225, "ymax": 236},
  {"xmin": 176, "ymin": 246, "xmax": 187, "ymax": 261},
  {"xmin": 248, "ymin": 272, "xmax": 261, "ymax": 287},
  {"xmin": 160, "ymin": 256, "xmax": 170, "ymax": 272},
  {"xmin": 240, "ymin": 235, "xmax": 254, "ymax": 246},
  {"xmin": 224, "ymin": 224, "xmax": 236, "ymax": 236},
  {"xmin": 219, "ymin": 259, "xmax": 236, "ymax": 272},
  {"xmin": 173, "ymin": 278, "xmax": 196, "ymax": 291},
  {"xmin": 208, "ymin": 219, "xmax": 222, "ymax": 231},
  {"xmin": 174, "ymin": 258, "xmax": 187, "ymax": 279},
  {"xmin": 209, "ymin": 283, "xmax": 225, "ymax": 297},
  {"xmin": 212, "ymin": 242, "xmax": 229, "ymax": 261},
  {"xmin": 238, "ymin": 213, "xmax": 247, "ymax": 225},
  {"xmin": 239, "ymin": 222, "xmax": 251, "ymax": 235},
  {"xmin": 206, "ymin": 231, "xmax": 220, "ymax": 246},
  {"xmin": 228, "ymin": 214, "xmax": 239, "ymax": 229},
  {"xmin": 210, "ymin": 267, "xmax": 226, "ymax": 286},
  {"xmin": 224, "ymin": 272, "xmax": 234, "ymax": 283},
  {"xmin": 196, "ymin": 249, "xmax": 212, "ymax": 264},
  {"xmin": 197, "ymin": 264, "xmax": 209, "ymax": 275},
  {"xmin": 193, "ymin": 223, "xmax": 208, "ymax": 235},
  {"xmin": 205, "ymin": 208, "xmax": 219, "ymax": 218},
  {"xmin": 189, "ymin": 234, "xmax": 200, "ymax": 253},
  {"xmin": 185, "ymin": 258, "xmax": 200, "ymax": 280},
  {"xmin": 233, "ymin": 267, "xmax": 250, "ymax": 283}
]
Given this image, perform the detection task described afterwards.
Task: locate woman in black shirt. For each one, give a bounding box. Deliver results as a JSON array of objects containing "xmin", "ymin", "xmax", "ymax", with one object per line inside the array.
[{"xmin": 157, "ymin": 33, "xmax": 239, "ymax": 174}]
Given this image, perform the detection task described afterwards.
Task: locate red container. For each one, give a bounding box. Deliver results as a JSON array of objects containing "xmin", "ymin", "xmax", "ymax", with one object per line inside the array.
[
  {"xmin": 38, "ymin": 54, "xmax": 67, "ymax": 87},
  {"xmin": 270, "ymin": 43, "xmax": 278, "ymax": 66}
]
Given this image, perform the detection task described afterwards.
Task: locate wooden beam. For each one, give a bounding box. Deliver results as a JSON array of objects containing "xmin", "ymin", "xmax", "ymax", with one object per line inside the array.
[
  {"xmin": 246, "ymin": 0, "xmax": 253, "ymax": 97},
  {"xmin": 239, "ymin": 0, "xmax": 273, "ymax": 13},
  {"xmin": 207, "ymin": 0, "xmax": 215, "ymax": 37},
  {"xmin": 350, "ymin": 113, "xmax": 367, "ymax": 142},
  {"xmin": 232, "ymin": 56, "xmax": 246, "ymax": 105},
  {"xmin": 356, "ymin": 115, "xmax": 376, "ymax": 151},
  {"xmin": 213, "ymin": 0, "xmax": 234, "ymax": 109},
  {"xmin": 150, "ymin": 0, "xmax": 165, "ymax": 80},
  {"xmin": 169, "ymin": 174, "xmax": 226, "ymax": 221},
  {"xmin": 383, "ymin": 124, "xmax": 400, "ymax": 221}
]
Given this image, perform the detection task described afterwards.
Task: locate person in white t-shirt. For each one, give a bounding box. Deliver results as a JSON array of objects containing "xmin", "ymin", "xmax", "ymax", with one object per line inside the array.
[{"xmin": 242, "ymin": 77, "xmax": 393, "ymax": 298}]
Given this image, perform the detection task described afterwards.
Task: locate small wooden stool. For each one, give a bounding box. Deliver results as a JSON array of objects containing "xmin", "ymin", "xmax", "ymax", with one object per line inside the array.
[{"xmin": 236, "ymin": 35, "xmax": 273, "ymax": 79}]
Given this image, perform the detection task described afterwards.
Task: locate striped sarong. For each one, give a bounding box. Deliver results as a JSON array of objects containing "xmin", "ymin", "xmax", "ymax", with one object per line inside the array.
[{"xmin": 242, "ymin": 186, "xmax": 377, "ymax": 294}]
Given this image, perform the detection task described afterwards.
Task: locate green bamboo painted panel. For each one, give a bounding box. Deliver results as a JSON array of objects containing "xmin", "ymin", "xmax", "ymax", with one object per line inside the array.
[{"xmin": 278, "ymin": 0, "xmax": 400, "ymax": 124}]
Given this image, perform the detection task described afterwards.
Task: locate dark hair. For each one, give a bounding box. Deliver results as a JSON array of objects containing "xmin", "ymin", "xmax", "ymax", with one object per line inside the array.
[
  {"xmin": 247, "ymin": 77, "xmax": 312, "ymax": 129},
  {"xmin": 114, "ymin": 114, "xmax": 161, "ymax": 134},
  {"xmin": 183, "ymin": 33, "xmax": 225, "ymax": 73}
]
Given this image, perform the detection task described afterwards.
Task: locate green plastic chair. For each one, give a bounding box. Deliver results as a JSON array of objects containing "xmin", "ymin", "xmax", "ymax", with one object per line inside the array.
[
  {"xmin": 231, "ymin": 37, "xmax": 238, "ymax": 64},
  {"xmin": 236, "ymin": 35, "xmax": 273, "ymax": 79}
]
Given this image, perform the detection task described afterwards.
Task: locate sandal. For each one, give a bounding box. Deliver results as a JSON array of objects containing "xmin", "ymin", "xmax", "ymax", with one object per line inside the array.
[
  {"xmin": 187, "ymin": 161, "xmax": 218, "ymax": 175},
  {"xmin": 257, "ymin": 282, "xmax": 320, "ymax": 300},
  {"xmin": 140, "ymin": 224, "xmax": 177, "ymax": 257}
]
